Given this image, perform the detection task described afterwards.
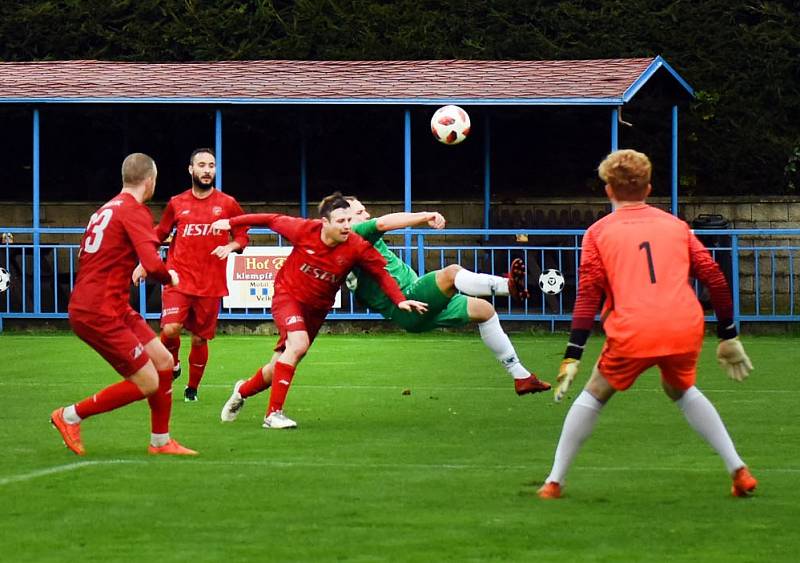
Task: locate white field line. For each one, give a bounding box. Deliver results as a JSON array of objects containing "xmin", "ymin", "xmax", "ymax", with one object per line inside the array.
[
  {"xmin": 2, "ymin": 459, "xmax": 799, "ymax": 488},
  {"xmin": 0, "ymin": 459, "xmax": 145, "ymax": 486}
]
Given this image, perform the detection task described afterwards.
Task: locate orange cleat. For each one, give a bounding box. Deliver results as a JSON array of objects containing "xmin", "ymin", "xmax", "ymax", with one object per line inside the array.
[
  {"xmin": 50, "ymin": 407, "xmax": 85, "ymax": 456},
  {"xmin": 148, "ymin": 438, "xmax": 198, "ymax": 456},
  {"xmin": 731, "ymin": 466, "xmax": 757, "ymax": 497},
  {"xmin": 515, "ymin": 374, "xmax": 552, "ymax": 396},
  {"xmin": 537, "ymin": 482, "xmax": 562, "ymax": 499},
  {"xmin": 507, "ymin": 258, "xmax": 530, "ymax": 302}
]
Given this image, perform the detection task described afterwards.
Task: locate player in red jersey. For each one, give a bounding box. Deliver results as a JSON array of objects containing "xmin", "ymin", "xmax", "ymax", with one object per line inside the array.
[
  {"xmin": 133, "ymin": 148, "xmax": 249, "ymax": 402},
  {"xmin": 212, "ymin": 192, "xmax": 428, "ymax": 429},
  {"xmin": 537, "ymin": 149, "xmax": 755, "ymax": 500},
  {"xmin": 51, "ymin": 153, "xmax": 196, "ymax": 456}
]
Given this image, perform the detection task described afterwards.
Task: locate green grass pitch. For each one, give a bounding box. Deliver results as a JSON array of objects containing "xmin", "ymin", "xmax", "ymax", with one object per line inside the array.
[{"xmin": 1, "ymin": 332, "xmax": 798, "ymax": 562}]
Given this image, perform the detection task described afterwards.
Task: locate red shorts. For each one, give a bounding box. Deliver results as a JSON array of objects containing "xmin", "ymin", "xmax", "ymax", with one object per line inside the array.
[
  {"xmin": 270, "ymin": 291, "xmax": 329, "ymax": 353},
  {"xmin": 160, "ymin": 286, "xmax": 221, "ymax": 340},
  {"xmin": 597, "ymin": 344, "xmax": 699, "ymax": 391},
  {"xmin": 69, "ymin": 306, "xmax": 156, "ymax": 377}
]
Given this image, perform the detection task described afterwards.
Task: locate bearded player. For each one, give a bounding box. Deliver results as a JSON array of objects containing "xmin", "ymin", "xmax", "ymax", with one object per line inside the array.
[{"xmin": 134, "ymin": 148, "xmax": 249, "ymax": 402}]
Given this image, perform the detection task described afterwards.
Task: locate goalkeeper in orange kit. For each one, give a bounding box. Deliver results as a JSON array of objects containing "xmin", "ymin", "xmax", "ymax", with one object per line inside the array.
[{"xmin": 538, "ymin": 149, "xmax": 756, "ymax": 500}]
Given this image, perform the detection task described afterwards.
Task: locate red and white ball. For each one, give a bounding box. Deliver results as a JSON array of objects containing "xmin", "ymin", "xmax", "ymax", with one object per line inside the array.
[{"xmin": 430, "ymin": 105, "xmax": 470, "ymax": 145}]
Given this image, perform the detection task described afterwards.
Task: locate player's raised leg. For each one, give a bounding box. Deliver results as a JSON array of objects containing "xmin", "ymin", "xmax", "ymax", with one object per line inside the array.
[
  {"xmin": 444, "ymin": 260, "xmax": 530, "ymax": 302},
  {"xmin": 466, "ymin": 297, "xmax": 550, "ymax": 395}
]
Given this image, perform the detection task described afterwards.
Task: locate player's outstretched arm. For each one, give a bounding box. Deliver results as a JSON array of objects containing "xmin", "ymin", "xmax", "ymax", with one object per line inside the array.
[
  {"xmin": 211, "ymin": 218, "xmax": 231, "ymax": 231},
  {"xmin": 375, "ymin": 212, "xmax": 445, "ymax": 233},
  {"xmin": 397, "ymin": 299, "xmax": 428, "ymax": 314}
]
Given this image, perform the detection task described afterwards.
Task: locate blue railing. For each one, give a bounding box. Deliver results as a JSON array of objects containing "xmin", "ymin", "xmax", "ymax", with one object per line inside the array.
[{"xmin": 2, "ymin": 227, "xmax": 799, "ymax": 330}]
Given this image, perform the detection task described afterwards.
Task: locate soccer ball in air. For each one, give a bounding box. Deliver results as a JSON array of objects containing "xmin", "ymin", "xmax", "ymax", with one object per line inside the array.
[
  {"xmin": 538, "ymin": 269, "xmax": 565, "ymax": 295},
  {"xmin": 430, "ymin": 105, "xmax": 470, "ymax": 145},
  {"xmin": 0, "ymin": 267, "xmax": 10, "ymax": 293}
]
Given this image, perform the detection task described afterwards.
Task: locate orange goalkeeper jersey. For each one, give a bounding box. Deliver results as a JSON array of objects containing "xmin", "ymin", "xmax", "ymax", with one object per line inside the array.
[{"xmin": 574, "ymin": 204, "xmax": 708, "ymax": 357}]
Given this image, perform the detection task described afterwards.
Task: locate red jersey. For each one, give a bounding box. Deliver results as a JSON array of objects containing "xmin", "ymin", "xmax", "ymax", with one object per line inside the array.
[
  {"xmin": 572, "ymin": 204, "xmax": 733, "ymax": 357},
  {"xmin": 69, "ymin": 192, "xmax": 171, "ymax": 317},
  {"xmin": 155, "ymin": 188, "xmax": 249, "ymax": 297},
  {"xmin": 228, "ymin": 213, "xmax": 406, "ymax": 310}
]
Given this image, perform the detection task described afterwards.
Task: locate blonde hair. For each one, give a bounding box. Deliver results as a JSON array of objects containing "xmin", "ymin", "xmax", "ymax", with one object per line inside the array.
[
  {"xmin": 121, "ymin": 153, "xmax": 157, "ymax": 185},
  {"xmin": 598, "ymin": 149, "xmax": 652, "ymax": 200}
]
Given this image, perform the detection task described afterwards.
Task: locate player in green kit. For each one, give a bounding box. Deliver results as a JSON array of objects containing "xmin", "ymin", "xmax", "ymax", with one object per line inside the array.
[{"xmin": 346, "ymin": 197, "xmax": 550, "ymax": 395}]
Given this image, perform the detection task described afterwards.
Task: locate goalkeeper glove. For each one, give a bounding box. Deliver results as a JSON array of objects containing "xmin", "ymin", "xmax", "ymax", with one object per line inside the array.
[
  {"xmin": 554, "ymin": 358, "xmax": 581, "ymax": 403},
  {"xmin": 716, "ymin": 338, "xmax": 753, "ymax": 381}
]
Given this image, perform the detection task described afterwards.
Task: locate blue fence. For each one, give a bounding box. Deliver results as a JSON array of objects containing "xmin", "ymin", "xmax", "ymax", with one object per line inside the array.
[{"xmin": 2, "ymin": 227, "xmax": 799, "ymax": 331}]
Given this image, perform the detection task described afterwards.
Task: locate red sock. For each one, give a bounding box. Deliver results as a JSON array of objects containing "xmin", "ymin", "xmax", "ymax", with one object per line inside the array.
[
  {"xmin": 75, "ymin": 379, "xmax": 146, "ymax": 419},
  {"xmin": 147, "ymin": 369, "xmax": 174, "ymax": 434},
  {"xmin": 267, "ymin": 362, "xmax": 296, "ymax": 414},
  {"xmin": 239, "ymin": 367, "xmax": 270, "ymax": 398},
  {"xmin": 188, "ymin": 342, "xmax": 208, "ymax": 389},
  {"xmin": 161, "ymin": 333, "xmax": 181, "ymax": 366}
]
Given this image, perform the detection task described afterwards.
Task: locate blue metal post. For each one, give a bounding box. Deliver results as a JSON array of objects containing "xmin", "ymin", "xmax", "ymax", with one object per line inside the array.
[
  {"xmin": 33, "ymin": 109, "xmax": 42, "ymax": 314},
  {"xmin": 731, "ymin": 235, "xmax": 740, "ymax": 329},
  {"xmin": 611, "ymin": 108, "xmax": 619, "ymax": 151},
  {"xmin": 215, "ymin": 109, "xmax": 223, "ymax": 190},
  {"xmin": 483, "ymin": 114, "xmax": 491, "ymax": 241},
  {"xmin": 403, "ymin": 109, "xmax": 412, "ymax": 263},
  {"xmin": 300, "ymin": 137, "xmax": 308, "ymax": 218},
  {"xmin": 671, "ymin": 105, "xmax": 679, "ymax": 216}
]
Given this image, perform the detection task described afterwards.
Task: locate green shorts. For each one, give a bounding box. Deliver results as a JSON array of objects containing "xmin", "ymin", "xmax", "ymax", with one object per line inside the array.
[{"xmin": 388, "ymin": 271, "xmax": 471, "ymax": 333}]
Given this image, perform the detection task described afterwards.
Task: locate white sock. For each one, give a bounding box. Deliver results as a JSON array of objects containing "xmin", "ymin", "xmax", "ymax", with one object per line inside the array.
[
  {"xmin": 478, "ymin": 314, "xmax": 529, "ymax": 379},
  {"xmin": 675, "ymin": 386, "xmax": 745, "ymax": 474},
  {"xmin": 546, "ymin": 390, "xmax": 604, "ymax": 484},
  {"xmin": 63, "ymin": 404, "xmax": 82, "ymax": 424},
  {"xmin": 455, "ymin": 269, "xmax": 509, "ymax": 296},
  {"xmin": 150, "ymin": 433, "xmax": 170, "ymax": 447}
]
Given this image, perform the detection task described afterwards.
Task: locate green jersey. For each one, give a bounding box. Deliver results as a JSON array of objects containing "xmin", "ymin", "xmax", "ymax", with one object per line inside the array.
[{"xmin": 350, "ymin": 219, "xmax": 418, "ymax": 316}]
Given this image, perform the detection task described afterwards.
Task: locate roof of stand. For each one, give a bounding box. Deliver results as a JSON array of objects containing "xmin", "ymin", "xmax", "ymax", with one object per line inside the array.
[{"xmin": 0, "ymin": 56, "xmax": 693, "ymax": 105}]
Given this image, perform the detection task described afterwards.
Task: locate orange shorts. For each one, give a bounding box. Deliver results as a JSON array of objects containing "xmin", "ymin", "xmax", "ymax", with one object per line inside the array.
[
  {"xmin": 160, "ymin": 286, "xmax": 221, "ymax": 340},
  {"xmin": 597, "ymin": 345, "xmax": 699, "ymax": 391}
]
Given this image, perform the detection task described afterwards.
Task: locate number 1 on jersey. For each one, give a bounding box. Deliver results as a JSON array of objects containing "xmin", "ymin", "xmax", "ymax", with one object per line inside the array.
[{"xmin": 638, "ymin": 241, "xmax": 656, "ymax": 283}]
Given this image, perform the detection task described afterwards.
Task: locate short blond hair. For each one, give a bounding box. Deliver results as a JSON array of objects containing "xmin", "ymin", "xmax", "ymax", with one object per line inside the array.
[
  {"xmin": 121, "ymin": 153, "xmax": 157, "ymax": 185},
  {"xmin": 598, "ymin": 149, "xmax": 652, "ymax": 201}
]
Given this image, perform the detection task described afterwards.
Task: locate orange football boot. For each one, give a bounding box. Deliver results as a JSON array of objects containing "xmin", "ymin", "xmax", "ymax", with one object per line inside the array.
[
  {"xmin": 537, "ymin": 482, "xmax": 562, "ymax": 499},
  {"xmin": 148, "ymin": 438, "xmax": 198, "ymax": 456},
  {"xmin": 50, "ymin": 407, "xmax": 85, "ymax": 456},
  {"xmin": 731, "ymin": 466, "xmax": 757, "ymax": 497}
]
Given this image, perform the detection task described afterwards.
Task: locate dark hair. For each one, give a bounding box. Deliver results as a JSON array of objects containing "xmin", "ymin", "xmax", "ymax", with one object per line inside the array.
[
  {"xmin": 190, "ymin": 148, "xmax": 215, "ymax": 164},
  {"xmin": 318, "ymin": 191, "xmax": 351, "ymax": 219}
]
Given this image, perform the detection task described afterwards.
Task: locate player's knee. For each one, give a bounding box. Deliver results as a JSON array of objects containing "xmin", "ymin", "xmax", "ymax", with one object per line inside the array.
[
  {"xmin": 468, "ymin": 297, "xmax": 495, "ymax": 322},
  {"xmin": 162, "ymin": 323, "xmax": 182, "ymax": 339},
  {"xmin": 190, "ymin": 334, "xmax": 207, "ymax": 347}
]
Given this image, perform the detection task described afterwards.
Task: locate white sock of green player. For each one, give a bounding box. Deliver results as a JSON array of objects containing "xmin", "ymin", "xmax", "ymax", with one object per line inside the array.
[
  {"xmin": 478, "ymin": 314, "xmax": 529, "ymax": 379},
  {"xmin": 455, "ymin": 269, "xmax": 509, "ymax": 296},
  {"xmin": 546, "ymin": 390, "xmax": 604, "ymax": 484},
  {"xmin": 675, "ymin": 386, "xmax": 745, "ymax": 473}
]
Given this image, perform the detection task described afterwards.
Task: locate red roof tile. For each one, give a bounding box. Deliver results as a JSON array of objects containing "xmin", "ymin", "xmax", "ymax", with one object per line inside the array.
[{"xmin": 0, "ymin": 58, "xmax": 684, "ymax": 104}]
